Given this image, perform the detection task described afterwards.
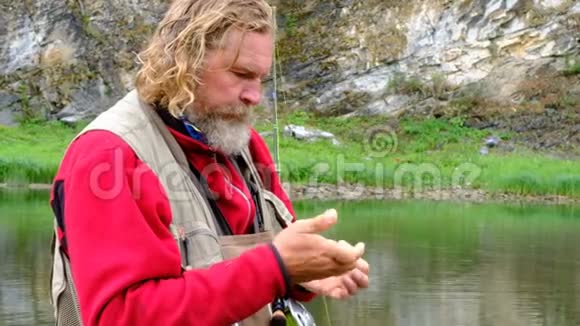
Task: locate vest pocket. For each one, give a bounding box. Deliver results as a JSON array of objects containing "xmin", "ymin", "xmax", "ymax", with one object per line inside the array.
[
  {"xmin": 179, "ymin": 222, "xmax": 223, "ymax": 269},
  {"xmin": 261, "ymin": 190, "xmax": 294, "ymax": 233}
]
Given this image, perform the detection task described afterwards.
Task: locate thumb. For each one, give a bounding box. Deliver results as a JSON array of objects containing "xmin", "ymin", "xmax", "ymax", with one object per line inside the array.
[{"xmin": 291, "ymin": 209, "xmax": 338, "ymax": 234}]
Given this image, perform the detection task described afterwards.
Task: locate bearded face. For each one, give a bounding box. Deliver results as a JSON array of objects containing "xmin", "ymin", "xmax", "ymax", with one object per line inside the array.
[
  {"xmin": 187, "ymin": 101, "xmax": 253, "ymax": 156},
  {"xmin": 184, "ymin": 30, "xmax": 273, "ymax": 156}
]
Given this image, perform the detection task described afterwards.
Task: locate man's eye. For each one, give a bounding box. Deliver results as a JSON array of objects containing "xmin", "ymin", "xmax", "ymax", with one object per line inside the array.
[{"xmin": 234, "ymin": 71, "xmax": 252, "ymax": 79}]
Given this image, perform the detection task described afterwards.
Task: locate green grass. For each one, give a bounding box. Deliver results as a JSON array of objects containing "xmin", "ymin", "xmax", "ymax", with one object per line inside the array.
[
  {"xmin": 1, "ymin": 113, "xmax": 579, "ymax": 198},
  {"xmin": 0, "ymin": 121, "xmax": 88, "ymax": 184},
  {"xmin": 0, "ymin": 159, "xmax": 58, "ymax": 184},
  {"xmin": 257, "ymin": 111, "xmax": 580, "ymax": 198},
  {"xmin": 563, "ymin": 62, "xmax": 580, "ymax": 76}
]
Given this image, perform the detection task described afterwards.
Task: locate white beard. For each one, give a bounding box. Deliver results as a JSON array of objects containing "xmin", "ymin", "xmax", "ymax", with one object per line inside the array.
[{"xmin": 187, "ymin": 108, "xmax": 252, "ymax": 156}]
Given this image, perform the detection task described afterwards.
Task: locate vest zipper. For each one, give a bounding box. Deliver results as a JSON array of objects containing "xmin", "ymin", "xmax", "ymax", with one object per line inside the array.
[
  {"xmin": 228, "ymin": 155, "xmax": 266, "ymax": 233},
  {"xmin": 226, "ymin": 178, "xmax": 252, "ymax": 223}
]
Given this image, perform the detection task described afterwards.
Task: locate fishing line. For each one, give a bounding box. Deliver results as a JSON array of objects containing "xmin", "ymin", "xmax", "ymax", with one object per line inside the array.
[{"xmin": 272, "ymin": 6, "xmax": 333, "ymax": 326}]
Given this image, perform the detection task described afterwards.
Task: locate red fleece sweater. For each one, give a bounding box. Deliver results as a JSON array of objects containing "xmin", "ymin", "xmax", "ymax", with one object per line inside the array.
[{"xmin": 51, "ymin": 127, "xmax": 312, "ymax": 326}]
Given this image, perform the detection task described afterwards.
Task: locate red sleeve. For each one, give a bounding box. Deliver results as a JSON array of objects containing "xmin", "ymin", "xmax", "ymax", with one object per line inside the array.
[{"xmin": 57, "ymin": 131, "xmax": 287, "ymax": 325}]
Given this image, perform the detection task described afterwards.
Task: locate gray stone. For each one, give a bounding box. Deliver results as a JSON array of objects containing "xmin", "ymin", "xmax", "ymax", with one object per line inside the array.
[
  {"xmin": 283, "ymin": 124, "xmax": 339, "ymax": 144},
  {"xmin": 0, "ymin": 108, "xmax": 16, "ymax": 125},
  {"xmin": 0, "ymin": 0, "xmax": 578, "ymax": 124},
  {"xmin": 59, "ymin": 115, "xmax": 83, "ymax": 126},
  {"xmin": 485, "ymin": 136, "xmax": 501, "ymax": 148},
  {"xmin": 0, "ymin": 93, "xmax": 19, "ymax": 109},
  {"xmin": 0, "ymin": 0, "xmax": 167, "ymax": 122},
  {"xmin": 0, "ymin": 92, "xmax": 20, "ymax": 125},
  {"xmin": 274, "ymin": 0, "xmax": 579, "ymax": 116},
  {"xmin": 55, "ymin": 78, "xmax": 114, "ymax": 121}
]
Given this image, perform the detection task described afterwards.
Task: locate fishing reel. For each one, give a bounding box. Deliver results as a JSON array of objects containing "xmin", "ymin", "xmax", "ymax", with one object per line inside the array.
[{"xmin": 270, "ymin": 298, "xmax": 317, "ymax": 326}]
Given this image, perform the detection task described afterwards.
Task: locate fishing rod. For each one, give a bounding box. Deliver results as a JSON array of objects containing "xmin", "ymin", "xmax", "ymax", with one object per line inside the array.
[
  {"xmin": 270, "ymin": 6, "xmax": 332, "ymax": 326},
  {"xmin": 271, "ymin": 6, "xmax": 281, "ymax": 174}
]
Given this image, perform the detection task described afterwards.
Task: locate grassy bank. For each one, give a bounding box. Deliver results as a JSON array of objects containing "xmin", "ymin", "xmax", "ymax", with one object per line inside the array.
[
  {"xmin": 256, "ymin": 111, "xmax": 580, "ymax": 198},
  {"xmin": 0, "ymin": 121, "xmax": 88, "ymax": 184},
  {"xmin": 1, "ymin": 113, "xmax": 579, "ymax": 198}
]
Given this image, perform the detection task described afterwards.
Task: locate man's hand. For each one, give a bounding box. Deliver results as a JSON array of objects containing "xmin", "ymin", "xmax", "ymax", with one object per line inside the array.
[
  {"xmin": 272, "ymin": 209, "xmax": 364, "ymax": 284},
  {"xmin": 300, "ymin": 244, "xmax": 370, "ymax": 299}
]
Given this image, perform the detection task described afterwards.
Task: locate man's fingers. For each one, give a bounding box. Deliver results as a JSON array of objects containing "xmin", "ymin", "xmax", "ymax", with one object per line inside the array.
[
  {"xmin": 356, "ymin": 258, "xmax": 370, "ymax": 274},
  {"xmin": 354, "ymin": 242, "xmax": 365, "ymax": 258},
  {"xmin": 329, "ymin": 287, "xmax": 348, "ymax": 299},
  {"xmin": 351, "ymin": 269, "xmax": 369, "ymax": 288},
  {"xmin": 338, "ymin": 240, "xmax": 366, "ymax": 258},
  {"xmin": 327, "ymin": 240, "xmax": 359, "ymax": 266},
  {"xmin": 291, "ymin": 209, "xmax": 337, "ymax": 234},
  {"xmin": 326, "ymin": 241, "xmax": 361, "ymax": 269},
  {"xmin": 342, "ymin": 275, "xmax": 359, "ymax": 295}
]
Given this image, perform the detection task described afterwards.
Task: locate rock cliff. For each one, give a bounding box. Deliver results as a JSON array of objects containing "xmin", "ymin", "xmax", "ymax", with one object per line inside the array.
[{"xmin": 0, "ymin": 0, "xmax": 578, "ymax": 146}]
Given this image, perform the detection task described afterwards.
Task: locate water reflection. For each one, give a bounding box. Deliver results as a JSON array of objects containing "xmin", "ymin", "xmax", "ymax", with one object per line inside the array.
[
  {"xmin": 0, "ymin": 190, "xmax": 54, "ymax": 325},
  {"xmin": 297, "ymin": 200, "xmax": 580, "ymax": 326},
  {"xmin": 1, "ymin": 191, "xmax": 579, "ymax": 325}
]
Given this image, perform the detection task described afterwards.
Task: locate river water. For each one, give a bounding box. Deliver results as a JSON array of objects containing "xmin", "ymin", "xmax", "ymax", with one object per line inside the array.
[{"xmin": 1, "ymin": 189, "xmax": 579, "ymax": 325}]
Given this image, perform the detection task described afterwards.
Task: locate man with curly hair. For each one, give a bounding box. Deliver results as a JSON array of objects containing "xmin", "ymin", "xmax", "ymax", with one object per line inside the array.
[{"xmin": 49, "ymin": 1, "xmax": 369, "ymax": 325}]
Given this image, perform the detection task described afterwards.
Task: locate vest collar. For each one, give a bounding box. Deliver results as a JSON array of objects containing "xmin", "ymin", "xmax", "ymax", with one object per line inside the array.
[{"xmin": 154, "ymin": 107, "xmax": 216, "ymax": 155}]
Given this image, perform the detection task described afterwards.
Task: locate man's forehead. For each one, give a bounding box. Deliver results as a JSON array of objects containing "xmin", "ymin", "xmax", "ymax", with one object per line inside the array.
[
  {"xmin": 233, "ymin": 56, "xmax": 271, "ymax": 75},
  {"xmin": 222, "ymin": 30, "xmax": 273, "ymax": 75}
]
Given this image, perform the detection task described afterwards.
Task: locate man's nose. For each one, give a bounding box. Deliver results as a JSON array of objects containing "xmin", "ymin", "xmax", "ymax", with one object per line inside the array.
[{"xmin": 240, "ymin": 84, "xmax": 262, "ymax": 106}]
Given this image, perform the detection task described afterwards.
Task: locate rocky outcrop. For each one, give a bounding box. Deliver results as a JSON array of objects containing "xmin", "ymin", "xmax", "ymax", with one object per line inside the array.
[
  {"xmin": 0, "ymin": 0, "xmax": 166, "ymax": 124},
  {"xmin": 273, "ymin": 0, "xmax": 579, "ymax": 116},
  {"xmin": 0, "ymin": 0, "xmax": 578, "ymax": 126}
]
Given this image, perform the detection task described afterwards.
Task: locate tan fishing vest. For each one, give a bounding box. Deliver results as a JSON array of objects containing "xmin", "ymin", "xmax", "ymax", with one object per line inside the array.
[{"xmin": 49, "ymin": 90, "xmax": 296, "ymax": 326}]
